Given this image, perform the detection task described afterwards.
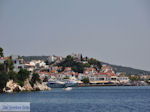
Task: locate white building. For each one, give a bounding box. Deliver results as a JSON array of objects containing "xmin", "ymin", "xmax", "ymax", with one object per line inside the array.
[
  {"xmin": 11, "ymin": 55, "xmax": 25, "ymax": 72},
  {"xmin": 47, "ymin": 55, "xmax": 57, "ymax": 63},
  {"xmin": 71, "ymin": 53, "xmax": 82, "ymax": 60},
  {"xmin": 118, "ymin": 76, "xmax": 130, "ymax": 83},
  {"xmin": 29, "ymin": 60, "xmax": 47, "ymax": 68},
  {"xmin": 24, "ymin": 64, "xmax": 35, "ymax": 72}
]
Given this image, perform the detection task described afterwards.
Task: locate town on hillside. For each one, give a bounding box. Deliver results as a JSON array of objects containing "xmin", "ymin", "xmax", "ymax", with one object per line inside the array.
[{"xmin": 0, "ymin": 47, "xmax": 150, "ymax": 93}]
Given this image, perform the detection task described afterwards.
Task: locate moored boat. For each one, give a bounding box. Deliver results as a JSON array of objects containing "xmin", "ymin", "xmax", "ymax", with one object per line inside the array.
[
  {"xmin": 47, "ymin": 80, "xmax": 65, "ymax": 88},
  {"xmin": 63, "ymin": 87, "xmax": 73, "ymax": 91},
  {"xmin": 64, "ymin": 79, "xmax": 78, "ymax": 87}
]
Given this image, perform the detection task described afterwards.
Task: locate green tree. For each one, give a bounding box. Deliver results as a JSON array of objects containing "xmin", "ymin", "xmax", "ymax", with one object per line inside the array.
[
  {"xmin": 30, "ymin": 73, "xmax": 41, "ymax": 87},
  {"xmin": 80, "ymin": 54, "xmax": 83, "ymax": 61},
  {"xmin": 43, "ymin": 76, "xmax": 48, "ymax": 82},
  {"xmin": 81, "ymin": 77, "xmax": 90, "ymax": 84},
  {"xmin": 57, "ymin": 55, "xmax": 84, "ymax": 73},
  {"xmin": 88, "ymin": 58, "xmax": 102, "ymax": 70},
  {"xmin": 2, "ymin": 58, "xmax": 14, "ymax": 73},
  {"xmin": 8, "ymin": 71, "xmax": 18, "ymax": 82},
  {"xmin": 0, "ymin": 47, "xmax": 4, "ymax": 57},
  {"xmin": 72, "ymin": 62, "xmax": 84, "ymax": 73},
  {"xmin": 83, "ymin": 63, "xmax": 91, "ymax": 67},
  {"xmin": 0, "ymin": 72, "xmax": 9, "ymax": 92},
  {"xmin": 85, "ymin": 56, "xmax": 88, "ymax": 61},
  {"xmin": 0, "ymin": 63, "xmax": 4, "ymax": 72},
  {"xmin": 129, "ymin": 75, "xmax": 140, "ymax": 81},
  {"xmin": 31, "ymin": 73, "xmax": 41, "ymax": 83},
  {"xmin": 17, "ymin": 69, "xmax": 30, "ymax": 86},
  {"xmin": 6, "ymin": 58, "xmax": 14, "ymax": 72}
]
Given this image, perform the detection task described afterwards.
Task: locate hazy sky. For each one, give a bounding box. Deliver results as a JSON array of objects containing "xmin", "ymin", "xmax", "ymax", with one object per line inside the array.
[{"xmin": 0, "ymin": 0, "xmax": 150, "ymax": 71}]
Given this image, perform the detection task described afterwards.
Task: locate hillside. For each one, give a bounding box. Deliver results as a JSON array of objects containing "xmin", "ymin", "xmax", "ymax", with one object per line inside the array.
[
  {"xmin": 22, "ymin": 56, "xmax": 48, "ymax": 62},
  {"xmin": 102, "ymin": 62, "xmax": 150, "ymax": 75},
  {"xmin": 22, "ymin": 56, "xmax": 150, "ymax": 75}
]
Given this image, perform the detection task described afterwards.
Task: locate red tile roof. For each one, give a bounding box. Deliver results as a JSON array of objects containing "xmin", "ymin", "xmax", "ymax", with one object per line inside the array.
[{"xmin": 0, "ymin": 57, "xmax": 10, "ymax": 60}]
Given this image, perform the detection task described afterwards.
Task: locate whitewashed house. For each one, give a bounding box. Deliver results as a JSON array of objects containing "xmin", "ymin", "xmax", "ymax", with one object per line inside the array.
[{"xmin": 11, "ymin": 55, "xmax": 25, "ymax": 72}]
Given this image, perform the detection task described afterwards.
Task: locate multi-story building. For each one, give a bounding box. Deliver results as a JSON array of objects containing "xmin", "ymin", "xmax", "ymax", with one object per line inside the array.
[
  {"xmin": 47, "ymin": 55, "xmax": 57, "ymax": 63},
  {"xmin": 11, "ymin": 55, "xmax": 25, "ymax": 72}
]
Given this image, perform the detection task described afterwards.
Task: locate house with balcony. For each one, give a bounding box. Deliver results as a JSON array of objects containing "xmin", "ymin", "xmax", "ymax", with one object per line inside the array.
[{"xmin": 11, "ymin": 55, "xmax": 25, "ymax": 72}]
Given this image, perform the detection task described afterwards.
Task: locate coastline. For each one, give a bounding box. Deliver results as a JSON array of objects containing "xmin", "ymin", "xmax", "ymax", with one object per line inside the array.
[
  {"xmin": 1, "ymin": 80, "xmax": 51, "ymax": 93},
  {"xmin": 1, "ymin": 83, "xmax": 150, "ymax": 94}
]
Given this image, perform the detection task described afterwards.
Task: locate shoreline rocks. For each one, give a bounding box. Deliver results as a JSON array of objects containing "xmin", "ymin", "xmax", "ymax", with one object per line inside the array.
[
  {"xmin": 23, "ymin": 79, "xmax": 33, "ymax": 91},
  {"xmin": 33, "ymin": 82, "xmax": 51, "ymax": 91},
  {"xmin": 3, "ymin": 80, "xmax": 51, "ymax": 93},
  {"xmin": 3, "ymin": 80, "xmax": 22, "ymax": 93}
]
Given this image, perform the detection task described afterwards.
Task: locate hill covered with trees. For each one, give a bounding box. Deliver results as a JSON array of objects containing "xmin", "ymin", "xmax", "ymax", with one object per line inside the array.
[
  {"xmin": 22, "ymin": 56, "xmax": 48, "ymax": 62},
  {"xmin": 102, "ymin": 62, "xmax": 150, "ymax": 75},
  {"xmin": 22, "ymin": 56, "xmax": 150, "ymax": 75}
]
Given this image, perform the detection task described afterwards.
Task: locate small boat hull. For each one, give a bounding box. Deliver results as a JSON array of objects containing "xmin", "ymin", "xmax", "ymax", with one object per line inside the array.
[
  {"xmin": 64, "ymin": 87, "xmax": 73, "ymax": 91},
  {"xmin": 47, "ymin": 82, "xmax": 65, "ymax": 88},
  {"xmin": 47, "ymin": 80, "xmax": 78, "ymax": 88}
]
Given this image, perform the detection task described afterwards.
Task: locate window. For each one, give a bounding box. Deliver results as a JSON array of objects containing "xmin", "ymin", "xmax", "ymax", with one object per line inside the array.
[
  {"xmin": 14, "ymin": 60, "xmax": 17, "ymax": 64},
  {"xmin": 99, "ymin": 78, "xmax": 105, "ymax": 80},
  {"xmin": 19, "ymin": 60, "xmax": 22, "ymax": 64},
  {"xmin": 18, "ymin": 66, "xmax": 22, "ymax": 69},
  {"xmin": 111, "ymin": 78, "xmax": 117, "ymax": 80}
]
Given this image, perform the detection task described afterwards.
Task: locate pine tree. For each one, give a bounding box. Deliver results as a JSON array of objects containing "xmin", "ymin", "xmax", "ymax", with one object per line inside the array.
[{"xmin": 0, "ymin": 47, "xmax": 4, "ymax": 57}]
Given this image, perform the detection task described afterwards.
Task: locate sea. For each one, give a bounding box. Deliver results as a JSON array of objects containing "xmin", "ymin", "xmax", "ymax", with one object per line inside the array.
[{"xmin": 0, "ymin": 86, "xmax": 150, "ymax": 112}]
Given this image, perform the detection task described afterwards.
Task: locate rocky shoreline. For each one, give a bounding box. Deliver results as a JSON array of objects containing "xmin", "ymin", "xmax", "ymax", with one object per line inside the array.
[{"xmin": 3, "ymin": 79, "xmax": 51, "ymax": 93}]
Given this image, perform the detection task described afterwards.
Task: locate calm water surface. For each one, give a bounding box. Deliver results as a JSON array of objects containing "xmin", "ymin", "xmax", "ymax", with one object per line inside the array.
[{"xmin": 0, "ymin": 86, "xmax": 150, "ymax": 112}]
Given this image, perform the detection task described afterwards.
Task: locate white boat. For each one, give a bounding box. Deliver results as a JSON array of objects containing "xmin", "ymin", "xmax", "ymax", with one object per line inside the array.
[
  {"xmin": 64, "ymin": 79, "xmax": 78, "ymax": 87},
  {"xmin": 47, "ymin": 79, "xmax": 78, "ymax": 88},
  {"xmin": 47, "ymin": 80, "xmax": 65, "ymax": 88},
  {"xmin": 63, "ymin": 87, "xmax": 73, "ymax": 91}
]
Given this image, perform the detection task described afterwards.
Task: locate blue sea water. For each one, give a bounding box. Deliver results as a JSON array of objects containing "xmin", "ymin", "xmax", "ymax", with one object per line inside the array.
[{"xmin": 0, "ymin": 86, "xmax": 150, "ymax": 112}]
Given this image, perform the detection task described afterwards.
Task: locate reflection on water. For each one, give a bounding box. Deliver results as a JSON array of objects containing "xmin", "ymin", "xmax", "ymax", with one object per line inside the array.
[{"xmin": 0, "ymin": 86, "xmax": 150, "ymax": 112}]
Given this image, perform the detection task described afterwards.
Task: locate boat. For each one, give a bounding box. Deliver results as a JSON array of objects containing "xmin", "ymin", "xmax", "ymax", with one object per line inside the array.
[
  {"xmin": 47, "ymin": 80, "xmax": 65, "ymax": 88},
  {"xmin": 63, "ymin": 87, "xmax": 73, "ymax": 91},
  {"xmin": 64, "ymin": 79, "xmax": 78, "ymax": 87},
  {"xmin": 47, "ymin": 79, "xmax": 79, "ymax": 88}
]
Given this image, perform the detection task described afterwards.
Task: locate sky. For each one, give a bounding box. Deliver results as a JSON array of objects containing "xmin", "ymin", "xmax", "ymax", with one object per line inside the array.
[{"xmin": 0, "ymin": 0, "xmax": 150, "ymax": 71}]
